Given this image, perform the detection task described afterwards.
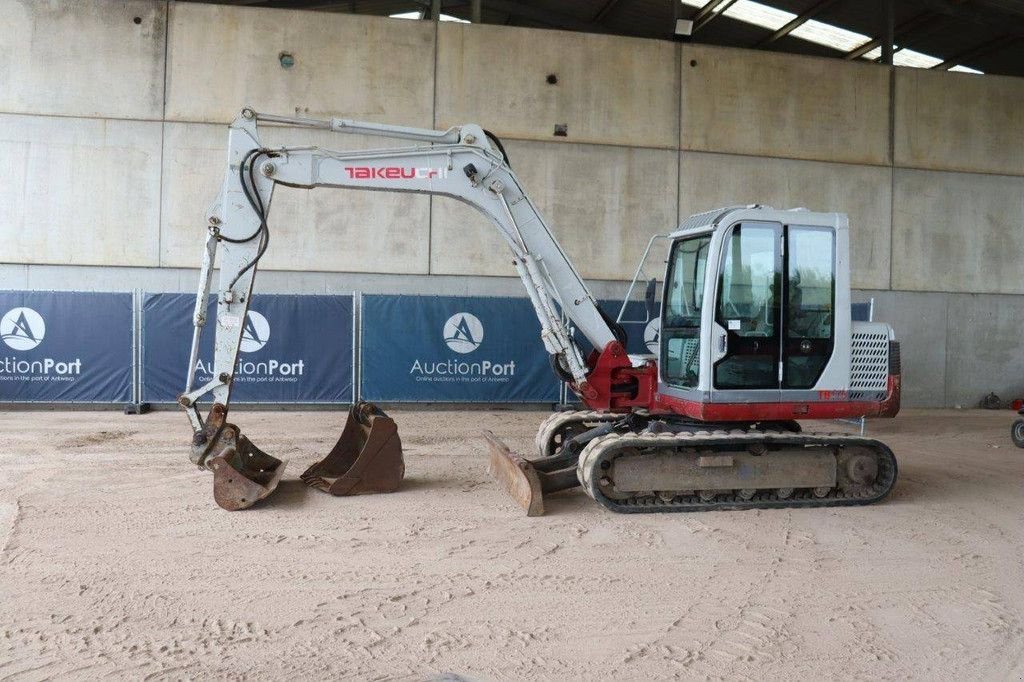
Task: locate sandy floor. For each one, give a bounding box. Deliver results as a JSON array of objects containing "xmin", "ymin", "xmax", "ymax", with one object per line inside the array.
[{"xmin": 0, "ymin": 408, "xmax": 1022, "ymax": 680}]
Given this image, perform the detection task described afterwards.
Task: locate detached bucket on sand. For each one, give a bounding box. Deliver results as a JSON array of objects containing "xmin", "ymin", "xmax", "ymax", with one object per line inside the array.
[{"xmin": 301, "ymin": 401, "xmax": 405, "ymax": 496}]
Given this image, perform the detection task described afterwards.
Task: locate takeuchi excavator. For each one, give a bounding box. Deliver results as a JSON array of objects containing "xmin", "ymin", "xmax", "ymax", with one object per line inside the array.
[{"xmin": 179, "ymin": 108, "xmax": 901, "ymax": 514}]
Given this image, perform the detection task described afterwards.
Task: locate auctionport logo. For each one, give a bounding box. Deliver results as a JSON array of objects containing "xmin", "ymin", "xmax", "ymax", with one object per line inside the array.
[
  {"xmin": 644, "ymin": 318, "xmax": 660, "ymax": 354},
  {"xmin": 0, "ymin": 306, "xmax": 81, "ymax": 379},
  {"xmin": 1, "ymin": 307, "xmax": 45, "ymax": 351},
  {"xmin": 240, "ymin": 311, "xmax": 270, "ymax": 353},
  {"xmin": 443, "ymin": 313, "xmax": 484, "ymax": 354},
  {"xmin": 196, "ymin": 309, "xmax": 303, "ymax": 379},
  {"xmin": 408, "ymin": 310, "xmax": 514, "ymax": 382}
]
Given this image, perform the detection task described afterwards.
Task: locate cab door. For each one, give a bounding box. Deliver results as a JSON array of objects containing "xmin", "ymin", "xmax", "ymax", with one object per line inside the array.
[
  {"xmin": 781, "ymin": 226, "xmax": 836, "ymax": 392},
  {"xmin": 711, "ymin": 222, "xmax": 782, "ymax": 402}
]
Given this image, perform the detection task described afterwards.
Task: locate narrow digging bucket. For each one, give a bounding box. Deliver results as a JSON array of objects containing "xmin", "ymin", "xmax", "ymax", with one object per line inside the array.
[
  {"xmin": 208, "ymin": 434, "xmax": 287, "ymax": 511},
  {"xmin": 300, "ymin": 401, "xmax": 405, "ymax": 496},
  {"xmin": 484, "ymin": 431, "xmax": 581, "ymax": 517}
]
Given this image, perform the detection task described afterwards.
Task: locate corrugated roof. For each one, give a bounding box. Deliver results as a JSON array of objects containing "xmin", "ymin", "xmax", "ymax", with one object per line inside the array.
[{"xmin": 181, "ymin": 0, "xmax": 1024, "ymax": 77}]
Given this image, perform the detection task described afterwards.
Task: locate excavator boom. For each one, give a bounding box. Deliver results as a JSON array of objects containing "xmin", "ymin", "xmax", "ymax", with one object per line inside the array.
[{"xmin": 179, "ymin": 108, "xmax": 633, "ymax": 510}]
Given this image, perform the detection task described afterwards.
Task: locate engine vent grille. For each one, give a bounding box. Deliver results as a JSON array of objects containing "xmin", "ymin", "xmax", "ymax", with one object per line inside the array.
[{"xmin": 850, "ymin": 329, "xmax": 889, "ymax": 400}]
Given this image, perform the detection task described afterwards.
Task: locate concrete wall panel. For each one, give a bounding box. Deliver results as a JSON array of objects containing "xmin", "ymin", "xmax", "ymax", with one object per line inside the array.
[
  {"xmin": 0, "ymin": 0, "xmax": 165, "ymax": 120},
  {"xmin": 679, "ymin": 152, "xmax": 892, "ymax": 290},
  {"xmin": 436, "ymin": 24, "xmax": 678, "ymax": 149},
  {"xmin": 0, "ymin": 114, "xmax": 161, "ymax": 267},
  {"xmin": 895, "ymin": 69, "xmax": 1024, "ymax": 176},
  {"xmin": 681, "ymin": 45, "xmax": 890, "ymax": 166},
  {"xmin": 430, "ymin": 140, "xmax": 678, "ymax": 281},
  {"xmin": 166, "ymin": 5, "xmax": 435, "ymax": 125},
  {"xmin": 861, "ymin": 289, "xmax": 948, "ymax": 408},
  {"xmin": 945, "ymin": 294, "xmax": 1024, "ymax": 408},
  {"xmin": 892, "ymin": 169, "xmax": 1024, "ymax": 294},
  {"xmin": 160, "ymin": 122, "xmax": 430, "ymax": 274}
]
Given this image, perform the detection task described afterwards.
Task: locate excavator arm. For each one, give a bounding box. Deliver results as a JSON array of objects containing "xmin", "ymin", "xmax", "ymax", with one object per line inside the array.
[{"xmin": 179, "ymin": 108, "xmax": 645, "ymax": 509}]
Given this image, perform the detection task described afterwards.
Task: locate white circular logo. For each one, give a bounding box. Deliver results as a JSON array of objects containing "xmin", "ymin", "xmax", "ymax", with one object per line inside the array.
[
  {"xmin": 443, "ymin": 312, "xmax": 484, "ymax": 354},
  {"xmin": 240, "ymin": 310, "xmax": 270, "ymax": 353},
  {"xmin": 643, "ymin": 318, "xmax": 660, "ymax": 354},
  {"xmin": 1, "ymin": 307, "xmax": 45, "ymax": 351}
]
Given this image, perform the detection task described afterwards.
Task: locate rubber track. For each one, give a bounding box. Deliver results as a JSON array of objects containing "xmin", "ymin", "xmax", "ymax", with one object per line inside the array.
[
  {"xmin": 577, "ymin": 430, "xmax": 898, "ymax": 513},
  {"xmin": 534, "ymin": 410, "xmax": 620, "ymax": 458}
]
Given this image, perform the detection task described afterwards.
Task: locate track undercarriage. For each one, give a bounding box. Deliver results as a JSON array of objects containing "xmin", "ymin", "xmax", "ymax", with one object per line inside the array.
[{"xmin": 487, "ymin": 410, "xmax": 897, "ymax": 515}]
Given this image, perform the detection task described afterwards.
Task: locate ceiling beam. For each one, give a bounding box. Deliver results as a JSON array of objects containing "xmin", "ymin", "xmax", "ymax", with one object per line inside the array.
[
  {"xmin": 592, "ymin": 0, "xmax": 624, "ymax": 23},
  {"xmin": 932, "ymin": 34, "xmax": 1020, "ymax": 68},
  {"xmin": 913, "ymin": 0, "xmax": 1024, "ymax": 31},
  {"xmin": 757, "ymin": 0, "xmax": 842, "ymax": 46},
  {"xmin": 879, "ymin": 0, "xmax": 894, "ymax": 64},
  {"xmin": 690, "ymin": 0, "xmax": 730, "ymax": 25},
  {"xmin": 693, "ymin": 0, "xmax": 739, "ymax": 33},
  {"xmin": 481, "ymin": 0, "xmax": 606, "ymax": 31},
  {"xmin": 843, "ymin": 11, "xmax": 940, "ymax": 59}
]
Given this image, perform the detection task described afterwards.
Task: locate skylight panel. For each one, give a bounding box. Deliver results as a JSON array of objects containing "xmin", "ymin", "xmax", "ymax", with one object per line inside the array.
[
  {"xmin": 390, "ymin": 11, "xmax": 468, "ymax": 23},
  {"xmin": 861, "ymin": 46, "xmax": 883, "ymax": 61},
  {"xmin": 949, "ymin": 65, "xmax": 984, "ymax": 74},
  {"xmin": 892, "ymin": 49, "xmax": 943, "ymax": 68},
  {"xmin": 721, "ymin": 1, "xmax": 795, "ymax": 31},
  {"xmin": 789, "ymin": 18, "xmax": 871, "ymax": 52}
]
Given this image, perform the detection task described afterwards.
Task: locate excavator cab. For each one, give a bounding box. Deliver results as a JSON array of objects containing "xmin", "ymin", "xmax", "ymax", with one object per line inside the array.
[{"xmin": 656, "ymin": 210, "xmax": 851, "ymax": 416}]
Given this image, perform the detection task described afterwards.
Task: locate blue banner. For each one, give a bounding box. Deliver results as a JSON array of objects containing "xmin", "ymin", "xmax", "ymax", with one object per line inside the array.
[
  {"xmin": 361, "ymin": 294, "xmax": 559, "ymax": 402},
  {"xmin": 0, "ymin": 291, "xmax": 132, "ymax": 402},
  {"xmin": 142, "ymin": 293, "xmax": 353, "ymax": 404},
  {"xmin": 571, "ymin": 299, "xmax": 661, "ymax": 358}
]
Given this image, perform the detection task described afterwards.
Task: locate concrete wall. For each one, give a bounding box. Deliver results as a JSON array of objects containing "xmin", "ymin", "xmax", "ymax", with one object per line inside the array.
[{"xmin": 2, "ymin": 0, "xmax": 1024, "ymax": 407}]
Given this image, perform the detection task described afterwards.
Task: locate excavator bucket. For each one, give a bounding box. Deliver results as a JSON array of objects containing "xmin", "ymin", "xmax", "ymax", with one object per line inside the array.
[
  {"xmin": 484, "ymin": 430, "xmax": 578, "ymax": 517},
  {"xmin": 208, "ymin": 433, "xmax": 287, "ymax": 512},
  {"xmin": 300, "ymin": 401, "xmax": 405, "ymax": 496}
]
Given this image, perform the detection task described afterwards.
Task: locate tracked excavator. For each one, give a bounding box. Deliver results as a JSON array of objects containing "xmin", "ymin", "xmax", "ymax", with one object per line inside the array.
[{"xmin": 179, "ymin": 108, "xmax": 901, "ymax": 514}]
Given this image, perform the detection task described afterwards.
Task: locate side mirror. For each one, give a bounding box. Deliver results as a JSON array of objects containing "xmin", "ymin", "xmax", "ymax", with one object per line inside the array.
[{"xmin": 644, "ymin": 278, "xmax": 658, "ymax": 320}]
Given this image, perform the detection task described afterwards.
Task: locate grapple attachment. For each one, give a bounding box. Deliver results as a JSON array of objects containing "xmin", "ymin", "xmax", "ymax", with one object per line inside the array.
[
  {"xmin": 484, "ymin": 430, "xmax": 578, "ymax": 517},
  {"xmin": 300, "ymin": 401, "xmax": 405, "ymax": 496}
]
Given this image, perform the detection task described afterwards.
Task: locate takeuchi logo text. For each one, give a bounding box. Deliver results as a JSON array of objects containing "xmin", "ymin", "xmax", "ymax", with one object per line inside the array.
[{"xmin": 344, "ymin": 167, "xmax": 450, "ymax": 180}]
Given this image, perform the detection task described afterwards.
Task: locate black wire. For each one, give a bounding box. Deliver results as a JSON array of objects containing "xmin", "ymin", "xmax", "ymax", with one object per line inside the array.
[
  {"xmin": 483, "ymin": 129, "xmax": 511, "ymax": 168},
  {"xmin": 225, "ymin": 149, "xmax": 271, "ymax": 290},
  {"xmin": 220, "ymin": 149, "xmax": 266, "ymax": 244}
]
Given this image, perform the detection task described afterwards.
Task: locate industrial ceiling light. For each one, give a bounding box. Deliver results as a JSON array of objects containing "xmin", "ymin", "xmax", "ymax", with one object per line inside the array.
[{"xmin": 675, "ymin": 19, "xmax": 694, "ymax": 36}]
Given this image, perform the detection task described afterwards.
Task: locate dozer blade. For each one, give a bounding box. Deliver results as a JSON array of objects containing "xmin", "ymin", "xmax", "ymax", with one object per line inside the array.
[
  {"xmin": 300, "ymin": 401, "xmax": 405, "ymax": 496},
  {"xmin": 484, "ymin": 430, "xmax": 581, "ymax": 517},
  {"xmin": 485, "ymin": 431, "xmax": 545, "ymax": 516},
  {"xmin": 209, "ymin": 436, "xmax": 287, "ymax": 511}
]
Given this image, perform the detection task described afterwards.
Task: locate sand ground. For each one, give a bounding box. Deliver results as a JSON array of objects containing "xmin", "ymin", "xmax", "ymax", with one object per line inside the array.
[{"xmin": 1, "ymin": 408, "xmax": 1022, "ymax": 680}]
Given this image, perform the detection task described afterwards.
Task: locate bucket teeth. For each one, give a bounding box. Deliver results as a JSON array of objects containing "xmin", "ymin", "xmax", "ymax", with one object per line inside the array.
[{"xmin": 300, "ymin": 401, "xmax": 405, "ymax": 496}]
